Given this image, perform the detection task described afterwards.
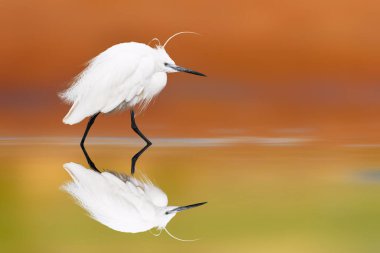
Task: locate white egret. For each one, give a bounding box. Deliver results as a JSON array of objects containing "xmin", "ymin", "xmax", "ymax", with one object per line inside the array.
[
  {"xmin": 59, "ymin": 32, "xmax": 206, "ymax": 174},
  {"xmin": 62, "ymin": 162, "xmax": 207, "ymax": 240}
]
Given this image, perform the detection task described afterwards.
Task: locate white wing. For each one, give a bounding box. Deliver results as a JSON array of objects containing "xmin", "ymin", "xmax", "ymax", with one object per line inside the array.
[
  {"xmin": 62, "ymin": 162, "xmax": 168, "ymax": 233},
  {"xmin": 60, "ymin": 42, "xmax": 155, "ymax": 125}
]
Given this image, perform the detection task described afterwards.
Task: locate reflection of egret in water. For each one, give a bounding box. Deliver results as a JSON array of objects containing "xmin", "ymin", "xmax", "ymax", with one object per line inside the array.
[{"xmin": 61, "ymin": 162, "xmax": 207, "ymax": 240}]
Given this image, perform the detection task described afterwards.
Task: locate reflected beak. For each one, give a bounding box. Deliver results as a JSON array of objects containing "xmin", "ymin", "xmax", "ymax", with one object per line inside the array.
[
  {"xmin": 165, "ymin": 202, "xmax": 207, "ymax": 215},
  {"xmin": 165, "ymin": 63, "xmax": 206, "ymax": 77}
]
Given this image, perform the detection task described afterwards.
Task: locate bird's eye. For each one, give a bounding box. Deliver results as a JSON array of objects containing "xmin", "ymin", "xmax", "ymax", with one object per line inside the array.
[{"xmin": 164, "ymin": 63, "xmax": 169, "ymax": 66}]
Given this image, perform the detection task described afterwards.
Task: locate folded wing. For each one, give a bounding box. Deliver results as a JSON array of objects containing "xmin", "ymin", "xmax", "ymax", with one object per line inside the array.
[{"xmin": 60, "ymin": 43, "xmax": 155, "ymax": 125}]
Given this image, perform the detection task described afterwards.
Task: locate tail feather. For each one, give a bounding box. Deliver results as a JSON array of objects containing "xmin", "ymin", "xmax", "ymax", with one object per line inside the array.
[
  {"xmin": 63, "ymin": 162, "xmax": 101, "ymax": 186},
  {"xmin": 63, "ymin": 101, "xmax": 84, "ymax": 125},
  {"xmin": 62, "ymin": 100, "xmax": 99, "ymax": 125}
]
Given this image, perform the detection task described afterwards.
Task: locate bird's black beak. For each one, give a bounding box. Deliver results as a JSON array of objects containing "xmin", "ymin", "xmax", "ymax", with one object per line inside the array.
[
  {"xmin": 165, "ymin": 63, "xmax": 206, "ymax": 77},
  {"xmin": 165, "ymin": 202, "xmax": 207, "ymax": 215}
]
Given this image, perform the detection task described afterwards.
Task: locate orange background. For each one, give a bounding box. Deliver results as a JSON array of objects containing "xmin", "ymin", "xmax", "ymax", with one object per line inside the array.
[{"xmin": 1, "ymin": 0, "xmax": 379, "ymax": 143}]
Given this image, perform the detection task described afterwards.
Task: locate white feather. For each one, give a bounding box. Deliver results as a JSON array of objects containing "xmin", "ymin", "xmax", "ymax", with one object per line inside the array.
[
  {"xmin": 60, "ymin": 42, "xmax": 169, "ymax": 125},
  {"xmin": 61, "ymin": 162, "xmax": 176, "ymax": 233},
  {"xmin": 60, "ymin": 35, "xmax": 205, "ymax": 125}
]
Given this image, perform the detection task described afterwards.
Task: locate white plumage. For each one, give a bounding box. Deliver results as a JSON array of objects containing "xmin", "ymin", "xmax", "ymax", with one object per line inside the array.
[
  {"xmin": 60, "ymin": 43, "xmax": 170, "ymax": 125},
  {"xmin": 62, "ymin": 162, "xmax": 175, "ymax": 233},
  {"xmin": 61, "ymin": 162, "xmax": 206, "ymax": 235}
]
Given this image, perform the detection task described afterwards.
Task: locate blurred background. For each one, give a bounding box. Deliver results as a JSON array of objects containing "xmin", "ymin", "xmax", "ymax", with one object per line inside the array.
[{"xmin": 1, "ymin": 1, "xmax": 380, "ymax": 252}]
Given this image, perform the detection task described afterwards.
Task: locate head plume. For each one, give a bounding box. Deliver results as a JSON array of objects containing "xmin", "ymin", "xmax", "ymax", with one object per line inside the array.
[
  {"xmin": 151, "ymin": 227, "xmax": 199, "ymax": 242},
  {"xmin": 163, "ymin": 31, "xmax": 200, "ymax": 48}
]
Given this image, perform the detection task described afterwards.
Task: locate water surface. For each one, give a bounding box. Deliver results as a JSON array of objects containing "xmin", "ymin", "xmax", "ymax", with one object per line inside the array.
[{"xmin": 1, "ymin": 138, "xmax": 380, "ymax": 253}]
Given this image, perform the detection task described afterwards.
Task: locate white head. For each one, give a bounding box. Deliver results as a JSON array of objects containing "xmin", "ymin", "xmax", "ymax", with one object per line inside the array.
[{"xmin": 151, "ymin": 32, "xmax": 206, "ymax": 76}]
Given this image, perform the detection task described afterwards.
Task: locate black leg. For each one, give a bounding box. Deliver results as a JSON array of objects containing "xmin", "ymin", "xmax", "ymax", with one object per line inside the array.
[
  {"xmin": 80, "ymin": 113, "xmax": 100, "ymax": 173},
  {"xmin": 130, "ymin": 110, "xmax": 152, "ymax": 174},
  {"xmin": 131, "ymin": 144, "xmax": 151, "ymax": 175},
  {"xmin": 130, "ymin": 110, "xmax": 152, "ymax": 145}
]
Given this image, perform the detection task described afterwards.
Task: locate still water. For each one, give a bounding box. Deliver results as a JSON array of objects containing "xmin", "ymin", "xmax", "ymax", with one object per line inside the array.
[{"xmin": 1, "ymin": 137, "xmax": 380, "ymax": 252}]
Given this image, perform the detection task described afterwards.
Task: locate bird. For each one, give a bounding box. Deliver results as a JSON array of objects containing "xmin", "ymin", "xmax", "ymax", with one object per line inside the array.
[
  {"xmin": 59, "ymin": 32, "xmax": 206, "ymax": 174},
  {"xmin": 61, "ymin": 162, "xmax": 207, "ymax": 240}
]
